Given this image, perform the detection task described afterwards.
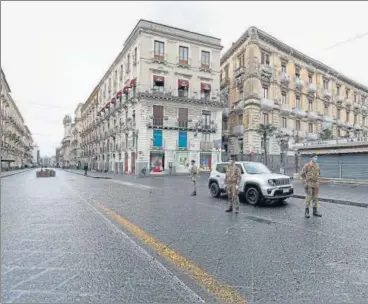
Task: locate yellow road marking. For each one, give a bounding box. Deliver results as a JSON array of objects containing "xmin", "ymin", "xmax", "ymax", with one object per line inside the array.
[{"xmin": 98, "ymin": 203, "xmax": 247, "ymax": 304}]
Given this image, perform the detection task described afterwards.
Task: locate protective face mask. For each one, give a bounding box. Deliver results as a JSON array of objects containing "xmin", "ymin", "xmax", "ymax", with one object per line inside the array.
[{"xmin": 313, "ymin": 157, "xmax": 318, "ymax": 163}]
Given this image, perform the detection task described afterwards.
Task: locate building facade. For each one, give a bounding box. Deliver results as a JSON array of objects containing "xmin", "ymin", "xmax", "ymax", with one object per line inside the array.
[
  {"xmin": 79, "ymin": 20, "xmax": 224, "ymax": 175},
  {"xmin": 220, "ymin": 27, "xmax": 368, "ymax": 158},
  {"xmin": 59, "ymin": 115, "xmax": 72, "ymax": 168},
  {"xmin": 1, "ymin": 68, "xmax": 34, "ymax": 169},
  {"xmin": 70, "ymin": 104, "xmax": 83, "ymax": 168}
]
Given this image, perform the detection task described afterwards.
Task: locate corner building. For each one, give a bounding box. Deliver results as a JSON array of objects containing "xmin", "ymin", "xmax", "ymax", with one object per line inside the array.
[
  {"xmin": 220, "ymin": 27, "xmax": 368, "ymax": 157},
  {"xmin": 80, "ymin": 20, "xmax": 223, "ymax": 175}
]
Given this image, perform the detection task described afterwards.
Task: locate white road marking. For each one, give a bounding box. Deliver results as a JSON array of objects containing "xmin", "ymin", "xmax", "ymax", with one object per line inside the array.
[{"xmin": 109, "ymin": 179, "xmax": 155, "ymax": 190}]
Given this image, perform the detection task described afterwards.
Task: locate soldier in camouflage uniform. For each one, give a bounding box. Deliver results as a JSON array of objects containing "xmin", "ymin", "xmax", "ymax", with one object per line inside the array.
[
  {"xmin": 190, "ymin": 160, "xmax": 199, "ymax": 196},
  {"xmin": 300, "ymin": 153, "xmax": 322, "ymax": 218},
  {"xmin": 225, "ymin": 158, "xmax": 242, "ymax": 213}
]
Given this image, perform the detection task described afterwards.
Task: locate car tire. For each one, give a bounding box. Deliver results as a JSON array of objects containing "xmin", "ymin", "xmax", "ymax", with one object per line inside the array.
[
  {"xmin": 245, "ymin": 186, "xmax": 262, "ymax": 205},
  {"xmin": 210, "ymin": 182, "xmax": 221, "ymax": 198}
]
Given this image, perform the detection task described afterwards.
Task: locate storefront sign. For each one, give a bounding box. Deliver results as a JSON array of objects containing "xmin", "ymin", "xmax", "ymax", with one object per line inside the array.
[{"xmin": 295, "ymin": 137, "xmax": 368, "ymax": 148}]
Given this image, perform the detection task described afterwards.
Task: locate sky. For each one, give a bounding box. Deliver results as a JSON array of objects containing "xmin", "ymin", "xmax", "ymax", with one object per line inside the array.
[{"xmin": 1, "ymin": 1, "xmax": 368, "ymax": 157}]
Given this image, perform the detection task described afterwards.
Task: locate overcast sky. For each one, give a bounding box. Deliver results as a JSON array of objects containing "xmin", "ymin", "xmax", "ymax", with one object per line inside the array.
[{"xmin": 1, "ymin": 1, "xmax": 367, "ymax": 156}]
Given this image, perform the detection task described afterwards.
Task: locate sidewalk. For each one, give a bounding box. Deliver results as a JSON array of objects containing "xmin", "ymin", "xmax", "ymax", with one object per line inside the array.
[
  {"xmin": 292, "ymin": 180, "xmax": 368, "ymax": 208},
  {"xmin": 1, "ymin": 168, "xmax": 32, "ymax": 178},
  {"xmin": 63, "ymin": 169, "xmax": 113, "ymax": 179}
]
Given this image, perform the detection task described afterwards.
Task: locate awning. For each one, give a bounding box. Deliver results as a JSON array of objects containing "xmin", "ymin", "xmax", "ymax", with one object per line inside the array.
[
  {"xmin": 201, "ymin": 82, "xmax": 211, "ymax": 91},
  {"xmin": 153, "ymin": 75, "xmax": 165, "ymax": 83},
  {"xmin": 123, "ymin": 86, "xmax": 129, "ymax": 93},
  {"xmin": 130, "ymin": 78, "xmax": 136, "ymax": 87},
  {"xmin": 116, "ymin": 90, "xmax": 123, "ymax": 97},
  {"xmin": 111, "ymin": 97, "xmax": 116, "ymax": 104},
  {"xmin": 178, "ymin": 79, "xmax": 189, "ymax": 87}
]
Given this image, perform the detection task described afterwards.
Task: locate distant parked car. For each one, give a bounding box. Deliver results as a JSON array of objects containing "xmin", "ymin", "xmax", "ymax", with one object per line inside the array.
[{"xmin": 208, "ymin": 161, "xmax": 294, "ymax": 205}]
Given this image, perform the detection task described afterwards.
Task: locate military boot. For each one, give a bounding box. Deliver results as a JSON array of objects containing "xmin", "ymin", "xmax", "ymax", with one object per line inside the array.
[
  {"xmin": 305, "ymin": 208, "xmax": 310, "ymax": 218},
  {"xmin": 225, "ymin": 206, "xmax": 233, "ymax": 212},
  {"xmin": 191, "ymin": 191, "xmax": 196, "ymax": 196},
  {"xmin": 235, "ymin": 207, "xmax": 239, "ymax": 214},
  {"xmin": 313, "ymin": 207, "xmax": 322, "ymax": 217}
]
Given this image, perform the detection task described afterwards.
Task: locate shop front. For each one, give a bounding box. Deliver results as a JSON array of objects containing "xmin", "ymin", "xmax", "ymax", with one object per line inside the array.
[
  {"xmin": 175, "ymin": 151, "xmax": 190, "ymax": 174},
  {"xmin": 200, "ymin": 152, "xmax": 212, "ymax": 172},
  {"xmin": 150, "ymin": 151, "xmax": 165, "ymax": 173}
]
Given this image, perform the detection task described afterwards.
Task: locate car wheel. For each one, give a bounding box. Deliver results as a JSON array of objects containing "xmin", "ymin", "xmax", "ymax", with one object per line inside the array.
[
  {"xmin": 245, "ymin": 186, "xmax": 261, "ymax": 205},
  {"xmin": 210, "ymin": 182, "xmax": 221, "ymax": 198}
]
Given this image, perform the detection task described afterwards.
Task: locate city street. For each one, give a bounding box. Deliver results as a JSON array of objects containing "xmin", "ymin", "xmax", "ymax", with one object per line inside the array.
[{"xmin": 2, "ymin": 170, "xmax": 368, "ymax": 304}]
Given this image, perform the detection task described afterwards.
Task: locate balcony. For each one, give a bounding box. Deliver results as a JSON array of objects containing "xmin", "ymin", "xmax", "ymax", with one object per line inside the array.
[
  {"xmin": 280, "ymin": 128, "xmax": 293, "ymax": 136},
  {"xmin": 177, "ymin": 120, "xmax": 189, "ymax": 129},
  {"xmin": 200, "ymin": 141, "xmax": 214, "ymax": 151},
  {"xmin": 176, "ymin": 57, "xmax": 191, "ymax": 68},
  {"xmin": 151, "ymin": 52, "xmax": 167, "ymax": 64},
  {"xmin": 293, "ymin": 108, "xmax": 307, "ymax": 118},
  {"xmin": 307, "ymin": 83, "xmax": 317, "ymax": 94},
  {"xmin": 234, "ymin": 67, "xmax": 245, "ymax": 78},
  {"xmin": 260, "ymin": 98, "xmax": 275, "ymax": 110},
  {"xmin": 323, "ymin": 90, "xmax": 332, "ymax": 99},
  {"xmin": 297, "ymin": 130, "xmax": 307, "ymax": 138},
  {"xmin": 323, "ymin": 116, "xmax": 334, "ymax": 123},
  {"xmin": 353, "ymin": 103, "xmax": 360, "ymax": 110},
  {"xmin": 354, "ymin": 124, "xmax": 362, "ymax": 131},
  {"xmin": 232, "ymin": 100, "xmax": 245, "ymax": 113},
  {"xmin": 307, "ymin": 133, "xmax": 318, "ymax": 141},
  {"xmin": 334, "ymin": 95, "xmax": 344, "ymax": 103},
  {"xmin": 336, "ymin": 119, "xmax": 346, "ymax": 127},
  {"xmin": 307, "ymin": 111, "xmax": 318, "ymax": 120},
  {"xmin": 295, "ymin": 78, "xmax": 304, "ymax": 90},
  {"xmin": 280, "ymin": 72, "xmax": 290, "ymax": 86},
  {"xmin": 346, "ymin": 122, "xmax": 353, "ymax": 129},
  {"xmin": 200, "ymin": 63, "xmax": 212, "ymax": 72},
  {"xmin": 345, "ymin": 99, "xmax": 353, "ymax": 107},
  {"xmin": 232, "ymin": 125, "xmax": 244, "ymax": 137},
  {"xmin": 280, "ymin": 104, "xmax": 293, "ymax": 114}
]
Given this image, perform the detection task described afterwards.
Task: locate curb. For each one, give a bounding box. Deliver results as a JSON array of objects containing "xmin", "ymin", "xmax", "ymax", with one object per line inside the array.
[
  {"xmin": 64, "ymin": 170, "xmax": 112, "ymax": 179},
  {"xmin": 292, "ymin": 194, "xmax": 368, "ymax": 208},
  {"xmin": 1, "ymin": 169, "xmax": 33, "ymax": 179}
]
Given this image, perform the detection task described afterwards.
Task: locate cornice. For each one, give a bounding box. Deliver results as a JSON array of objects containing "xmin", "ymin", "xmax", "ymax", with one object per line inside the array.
[{"xmin": 221, "ymin": 26, "xmax": 368, "ymax": 94}]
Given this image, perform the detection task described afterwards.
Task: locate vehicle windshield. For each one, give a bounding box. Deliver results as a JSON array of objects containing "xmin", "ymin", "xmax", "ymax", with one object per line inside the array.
[{"xmin": 243, "ymin": 162, "xmax": 271, "ymax": 174}]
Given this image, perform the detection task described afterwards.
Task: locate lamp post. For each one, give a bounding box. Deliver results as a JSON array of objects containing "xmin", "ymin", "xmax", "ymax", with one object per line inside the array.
[{"xmin": 276, "ymin": 132, "xmax": 290, "ymax": 175}]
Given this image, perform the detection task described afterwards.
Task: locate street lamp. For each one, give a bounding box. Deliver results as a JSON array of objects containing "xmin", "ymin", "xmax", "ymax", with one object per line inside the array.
[{"xmin": 276, "ymin": 131, "xmax": 290, "ymax": 175}]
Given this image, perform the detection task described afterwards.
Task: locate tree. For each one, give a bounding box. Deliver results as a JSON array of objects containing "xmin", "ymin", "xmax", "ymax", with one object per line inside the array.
[
  {"xmin": 256, "ymin": 123, "xmax": 277, "ymax": 166},
  {"xmin": 319, "ymin": 128, "xmax": 333, "ymax": 140}
]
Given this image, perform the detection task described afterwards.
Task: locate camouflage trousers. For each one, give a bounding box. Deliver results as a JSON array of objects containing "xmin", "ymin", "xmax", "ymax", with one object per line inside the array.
[
  {"xmin": 192, "ymin": 177, "xmax": 197, "ymax": 193},
  {"xmin": 227, "ymin": 183, "xmax": 240, "ymax": 210},
  {"xmin": 305, "ymin": 183, "xmax": 319, "ymax": 208}
]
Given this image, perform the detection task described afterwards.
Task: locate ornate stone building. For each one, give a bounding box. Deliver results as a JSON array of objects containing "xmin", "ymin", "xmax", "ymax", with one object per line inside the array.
[
  {"xmin": 70, "ymin": 104, "xmax": 83, "ymax": 168},
  {"xmin": 1, "ymin": 68, "xmax": 33, "ymax": 169},
  {"xmin": 59, "ymin": 115, "xmax": 72, "ymax": 168},
  {"xmin": 79, "ymin": 20, "xmax": 224, "ymax": 175},
  {"xmin": 220, "ymin": 27, "xmax": 368, "ymax": 157}
]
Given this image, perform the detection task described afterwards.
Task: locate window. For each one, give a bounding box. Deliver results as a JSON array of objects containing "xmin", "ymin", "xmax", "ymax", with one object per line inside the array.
[
  {"xmin": 200, "ymin": 83, "xmax": 211, "ymax": 100},
  {"xmin": 153, "ymin": 75, "xmax": 165, "ymax": 93},
  {"xmin": 281, "ymin": 65, "xmax": 286, "ymax": 73},
  {"xmin": 153, "ymin": 105, "xmax": 164, "ymax": 126},
  {"xmin": 224, "ymin": 65, "xmax": 229, "ymax": 79},
  {"xmin": 282, "ymin": 117, "xmax": 287, "ymax": 128},
  {"xmin": 133, "ymin": 47, "xmax": 137, "ymax": 65},
  {"xmin": 154, "ymin": 40, "xmax": 165, "ymax": 59},
  {"xmin": 308, "ymin": 75, "xmax": 313, "ymax": 84},
  {"xmin": 216, "ymin": 164, "xmax": 229, "ymax": 174},
  {"xmin": 337, "ymin": 108, "xmax": 341, "ymax": 119},
  {"xmin": 114, "ymin": 70, "xmax": 117, "ymax": 91},
  {"xmin": 238, "ymin": 114, "xmax": 243, "ymax": 124},
  {"xmin": 337, "ymin": 128, "xmax": 341, "ymax": 137},
  {"xmin": 261, "ymin": 51, "xmax": 270, "ymax": 65},
  {"xmin": 308, "ymin": 123, "xmax": 313, "ymax": 133},
  {"xmin": 237, "ymin": 54, "xmax": 244, "ymax": 68},
  {"xmin": 296, "ymin": 120, "xmax": 301, "ymax": 131},
  {"xmin": 346, "ymin": 112, "xmax": 350, "ymax": 122},
  {"xmin": 282, "ymin": 93, "xmax": 287, "ymax": 104},
  {"xmin": 178, "ymin": 79, "xmax": 189, "ymax": 97},
  {"xmin": 202, "ymin": 110, "xmax": 211, "ymax": 129},
  {"xmin": 120, "ymin": 64, "xmax": 123, "ymax": 81},
  {"xmin": 201, "ymin": 51, "xmax": 210, "ymax": 68},
  {"xmin": 108, "ymin": 78, "xmax": 111, "ymax": 93},
  {"xmin": 323, "ymin": 79, "xmax": 329, "ymax": 90},
  {"xmin": 346, "ymin": 88, "xmax": 350, "ymax": 98},
  {"xmin": 132, "ymin": 110, "xmax": 135, "ymax": 123},
  {"xmin": 336, "ymin": 86, "xmax": 340, "ymax": 96},
  {"xmin": 324, "ymin": 105, "xmax": 329, "ymax": 115},
  {"xmin": 354, "ymin": 115, "xmax": 357, "ymax": 124},
  {"xmin": 295, "ymin": 97, "xmax": 301, "ymax": 109},
  {"xmin": 354, "ymin": 94, "xmax": 357, "ymax": 102},
  {"xmin": 178, "ymin": 108, "xmax": 188, "ymax": 128},
  {"xmin": 263, "ymin": 87, "xmax": 269, "ymax": 98},
  {"xmin": 308, "ymin": 101, "xmax": 313, "ymax": 112},
  {"xmin": 126, "ymin": 55, "xmax": 130, "ymax": 73},
  {"xmin": 179, "ymin": 46, "xmax": 189, "ymax": 64},
  {"xmin": 295, "ymin": 72, "xmax": 300, "ymax": 79},
  {"xmin": 263, "ymin": 113, "xmax": 269, "ymax": 124}
]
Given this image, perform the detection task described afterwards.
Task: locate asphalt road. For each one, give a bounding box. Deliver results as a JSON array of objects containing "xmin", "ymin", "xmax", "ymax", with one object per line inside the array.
[{"xmin": 1, "ymin": 169, "xmax": 368, "ymax": 304}]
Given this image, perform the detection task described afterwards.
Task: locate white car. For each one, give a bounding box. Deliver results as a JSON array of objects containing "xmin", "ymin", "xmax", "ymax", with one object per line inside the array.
[{"xmin": 208, "ymin": 161, "xmax": 294, "ymax": 205}]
